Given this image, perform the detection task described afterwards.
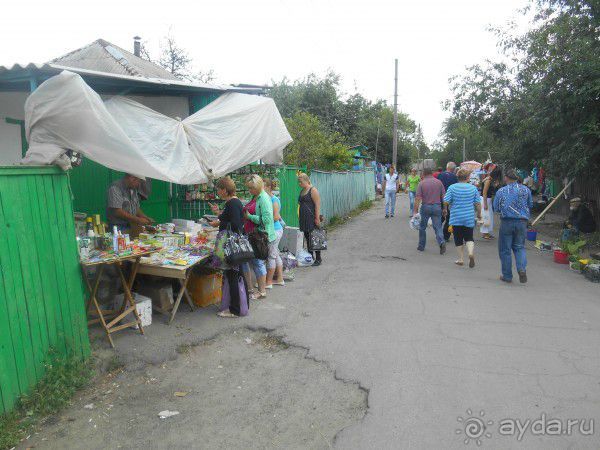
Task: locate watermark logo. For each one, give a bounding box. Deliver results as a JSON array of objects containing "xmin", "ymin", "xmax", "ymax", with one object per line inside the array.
[
  {"xmin": 456, "ymin": 409, "xmax": 493, "ymax": 446},
  {"xmin": 455, "ymin": 409, "xmax": 594, "ymax": 445}
]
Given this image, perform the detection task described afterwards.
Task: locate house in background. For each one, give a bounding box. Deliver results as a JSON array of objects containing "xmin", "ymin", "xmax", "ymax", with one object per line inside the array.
[
  {"xmin": 0, "ymin": 37, "xmax": 264, "ymax": 221},
  {"xmin": 347, "ymin": 145, "xmax": 369, "ymax": 170}
]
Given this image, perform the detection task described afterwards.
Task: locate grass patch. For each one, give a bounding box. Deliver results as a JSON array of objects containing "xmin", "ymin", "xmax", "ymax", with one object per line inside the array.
[
  {"xmin": 105, "ymin": 354, "xmax": 125, "ymax": 373},
  {"xmin": 176, "ymin": 342, "xmax": 199, "ymax": 355},
  {"xmin": 325, "ymin": 200, "xmax": 374, "ymax": 231},
  {"xmin": 0, "ymin": 352, "xmax": 93, "ymax": 449},
  {"xmin": 258, "ymin": 334, "xmax": 290, "ymax": 352}
]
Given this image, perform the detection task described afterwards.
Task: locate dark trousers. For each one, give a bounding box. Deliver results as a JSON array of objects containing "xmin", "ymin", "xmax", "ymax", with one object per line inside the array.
[
  {"xmin": 452, "ymin": 226, "xmax": 474, "ymax": 246},
  {"xmin": 224, "ymin": 269, "xmax": 248, "ymax": 316},
  {"xmin": 304, "ymin": 231, "xmax": 322, "ymax": 262},
  {"xmin": 443, "ymin": 209, "xmax": 452, "ymax": 241}
]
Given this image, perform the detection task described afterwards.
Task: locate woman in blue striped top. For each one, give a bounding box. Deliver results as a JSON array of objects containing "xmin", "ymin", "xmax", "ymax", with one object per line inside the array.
[{"xmin": 443, "ymin": 169, "xmax": 482, "ymax": 267}]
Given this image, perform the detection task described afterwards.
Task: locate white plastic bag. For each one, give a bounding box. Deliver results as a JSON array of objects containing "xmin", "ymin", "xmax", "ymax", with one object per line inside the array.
[
  {"xmin": 409, "ymin": 213, "xmax": 421, "ymax": 231},
  {"xmin": 481, "ymin": 209, "xmax": 491, "ymax": 227},
  {"xmin": 296, "ymin": 249, "xmax": 314, "ymax": 267}
]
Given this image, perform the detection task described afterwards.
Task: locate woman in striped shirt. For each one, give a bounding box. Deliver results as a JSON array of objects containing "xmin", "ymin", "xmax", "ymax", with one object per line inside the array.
[{"xmin": 443, "ymin": 169, "xmax": 482, "ymax": 267}]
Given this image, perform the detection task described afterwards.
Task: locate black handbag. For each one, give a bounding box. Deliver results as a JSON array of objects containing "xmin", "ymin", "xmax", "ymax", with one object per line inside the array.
[
  {"xmin": 248, "ymin": 202, "xmax": 269, "ymax": 260},
  {"xmin": 223, "ymin": 228, "xmax": 255, "ymax": 266},
  {"xmin": 309, "ymin": 227, "xmax": 327, "ymax": 251}
]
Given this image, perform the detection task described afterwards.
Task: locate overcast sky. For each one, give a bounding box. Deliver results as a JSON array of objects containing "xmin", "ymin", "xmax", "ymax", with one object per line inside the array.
[{"xmin": 1, "ymin": 0, "xmax": 529, "ymax": 144}]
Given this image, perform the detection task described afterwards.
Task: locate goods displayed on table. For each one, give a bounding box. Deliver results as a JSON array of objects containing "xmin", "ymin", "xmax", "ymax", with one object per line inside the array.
[
  {"xmin": 75, "ymin": 213, "xmax": 217, "ymax": 266},
  {"xmin": 76, "ymin": 212, "xmax": 156, "ymax": 262}
]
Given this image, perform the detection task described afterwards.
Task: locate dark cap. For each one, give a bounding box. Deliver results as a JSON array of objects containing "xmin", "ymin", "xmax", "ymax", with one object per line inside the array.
[{"xmin": 505, "ymin": 169, "xmax": 519, "ymax": 180}]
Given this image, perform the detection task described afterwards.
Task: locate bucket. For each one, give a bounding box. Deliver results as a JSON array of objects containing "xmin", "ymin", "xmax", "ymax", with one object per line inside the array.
[
  {"xmin": 526, "ymin": 229, "xmax": 537, "ymax": 241},
  {"xmin": 553, "ymin": 250, "xmax": 569, "ymax": 264}
]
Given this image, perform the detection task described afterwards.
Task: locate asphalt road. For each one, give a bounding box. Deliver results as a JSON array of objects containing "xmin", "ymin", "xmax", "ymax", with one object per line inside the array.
[{"xmin": 27, "ymin": 195, "xmax": 600, "ymax": 449}]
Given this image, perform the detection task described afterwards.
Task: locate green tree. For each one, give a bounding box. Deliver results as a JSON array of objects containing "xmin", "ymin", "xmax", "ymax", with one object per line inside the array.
[
  {"xmin": 283, "ymin": 112, "xmax": 351, "ymax": 171},
  {"xmin": 270, "ymin": 72, "xmax": 424, "ymax": 171},
  {"xmin": 442, "ymin": 0, "xmax": 600, "ymax": 176}
]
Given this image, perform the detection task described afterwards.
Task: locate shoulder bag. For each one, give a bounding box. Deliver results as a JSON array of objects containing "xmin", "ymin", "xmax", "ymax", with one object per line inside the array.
[
  {"xmin": 222, "ymin": 224, "xmax": 255, "ymax": 266},
  {"xmin": 248, "ymin": 201, "xmax": 269, "ymax": 260}
]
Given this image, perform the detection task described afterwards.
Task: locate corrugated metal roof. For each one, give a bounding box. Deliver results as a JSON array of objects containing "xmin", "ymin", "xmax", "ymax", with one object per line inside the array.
[
  {"xmin": 50, "ymin": 39, "xmax": 180, "ymax": 81},
  {"xmin": 0, "ymin": 39, "xmax": 266, "ymax": 94},
  {"xmin": 0, "ymin": 62, "xmax": 231, "ymax": 91}
]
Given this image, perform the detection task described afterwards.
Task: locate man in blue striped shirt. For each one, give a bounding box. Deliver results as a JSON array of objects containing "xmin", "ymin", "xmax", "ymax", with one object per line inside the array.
[{"xmin": 493, "ymin": 170, "xmax": 533, "ymax": 283}]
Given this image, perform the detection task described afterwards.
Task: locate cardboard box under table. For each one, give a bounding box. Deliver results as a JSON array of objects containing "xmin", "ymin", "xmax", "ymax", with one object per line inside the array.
[{"xmin": 136, "ymin": 254, "xmax": 212, "ymax": 324}]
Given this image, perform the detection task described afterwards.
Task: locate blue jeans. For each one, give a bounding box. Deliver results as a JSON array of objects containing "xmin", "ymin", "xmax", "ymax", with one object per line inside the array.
[
  {"xmin": 498, "ymin": 219, "xmax": 527, "ymax": 280},
  {"xmin": 241, "ymin": 258, "xmax": 267, "ymax": 278},
  {"xmin": 385, "ymin": 190, "xmax": 397, "ymax": 216},
  {"xmin": 409, "ymin": 191, "xmax": 416, "ymax": 214},
  {"xmin": 418, "ymin": 204, "xmax": 444, "ymax": 250}
]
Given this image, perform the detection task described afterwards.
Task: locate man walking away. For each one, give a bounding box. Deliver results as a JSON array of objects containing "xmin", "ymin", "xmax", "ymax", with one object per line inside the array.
[
  {"xmin": 383, "ymin": 165, "xmax": 399, "ymax": 218},
  {"xmin": 493, "ymin": 169, "xmax": 533, "ymax": 283},
  {"xmin": 407, "ymin": 168, "xmax": 420, "ymax": 217},
  {"xmin": 414, "ymin": 167, "xmax": 446, "ymax": 254},
  {"xmin": 437, "ymin": 162, "xmax": 458, "ymax": 241}
]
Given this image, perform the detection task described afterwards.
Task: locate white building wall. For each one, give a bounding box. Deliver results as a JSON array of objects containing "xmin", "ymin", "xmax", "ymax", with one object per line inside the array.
[{"xmin": 0, "ymin": 91, "xmax": 29, "ymax": 165}]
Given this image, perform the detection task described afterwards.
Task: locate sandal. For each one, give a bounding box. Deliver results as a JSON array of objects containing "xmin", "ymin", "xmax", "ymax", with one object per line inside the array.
[
  {"xmin": 272, "ymin": 281, "xmax": 285, "ymax": 286},
  {"xmin": 455, "ymin": 260, "xmax": 464, "ymax": 266},
  {"xmin": 217, "ymin": 310, "xmax": 238, "ymax": 318},
  {"xmin": 265, "ymin": 284, "xmax": 273, "ymax": 289}
]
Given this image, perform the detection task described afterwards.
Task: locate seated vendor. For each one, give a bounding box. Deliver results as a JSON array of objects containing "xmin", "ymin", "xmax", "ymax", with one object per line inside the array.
[
  {"xmin": 566, "ymin": 197, "xmax": 597, "ymax": 234},
  {"xmin": 106, "ymin": 174, "xmax": 154, "ymax": 234}
]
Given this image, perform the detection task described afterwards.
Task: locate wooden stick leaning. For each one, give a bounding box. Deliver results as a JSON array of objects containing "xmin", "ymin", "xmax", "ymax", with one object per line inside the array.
[{"xmin": 530, "ymin": 179, "xmax": 573, "ymax": 227}]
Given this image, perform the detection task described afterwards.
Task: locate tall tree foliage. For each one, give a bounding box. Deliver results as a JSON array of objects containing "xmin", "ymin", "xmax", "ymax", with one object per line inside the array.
[
  {"xmin": 440, "ymin": 0, "xmax": 600, "ymax": 176},
  {"xmin": 283, "ymin": 112, "xmax": 351, "ymax": 171},
  {"xmin": 269, "ymin": 72, "xmax": 425, "ymax": 170}
]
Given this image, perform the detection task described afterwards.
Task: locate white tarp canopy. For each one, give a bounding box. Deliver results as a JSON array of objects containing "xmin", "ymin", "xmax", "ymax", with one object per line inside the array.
[{"xmin": 23, "ymin": 71, "xmax": 292, "ymax": 184}]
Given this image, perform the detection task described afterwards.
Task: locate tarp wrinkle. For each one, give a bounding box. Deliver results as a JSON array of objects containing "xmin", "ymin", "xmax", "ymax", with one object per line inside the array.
[{"xmin": 22, "ymin": 71, "xmax": 292, "ymax": 184}]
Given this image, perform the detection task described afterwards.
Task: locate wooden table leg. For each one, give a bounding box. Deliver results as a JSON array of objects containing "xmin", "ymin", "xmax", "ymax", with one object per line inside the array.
[
  {"xmin": 182, "ymin": 271, "xmax": 195, "ymax": 312},
  {"xmin": 83, "ymin": 264, "xmax": 114, "ymax": 348},
  {"xmin": 82, "ymin": 264, "xmax": 104, "ymax": 320},
  {"xmin": 115, "ymin": 260, "xmax": 145, "ymax": 335},
  {"xmin": 169, "ymin": 274, "xmax": 192, "ymax": 325}
]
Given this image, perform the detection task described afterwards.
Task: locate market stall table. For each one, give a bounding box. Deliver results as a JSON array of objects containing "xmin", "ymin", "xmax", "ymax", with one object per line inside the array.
[
  {"xmin": 137, "ymin": 253, "xmax": 212, "ymax": 324},
  {"xmin": 81, "ymin": 250, "xmax": 157, "ymax": 348}
]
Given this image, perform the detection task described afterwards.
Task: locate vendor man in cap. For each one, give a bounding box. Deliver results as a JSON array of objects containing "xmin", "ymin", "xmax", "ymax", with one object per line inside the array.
[
  {"xmin": 564, "ymin": 197, "xmax": 597, "ymax": 237},
  {"xmin": 106, "ymin": 174, "xmax": 154, "ymax": 233}
]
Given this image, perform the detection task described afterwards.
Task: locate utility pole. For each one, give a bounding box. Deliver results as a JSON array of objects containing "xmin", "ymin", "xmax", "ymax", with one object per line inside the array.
[
  {"xmin": 392, "ymin": 58, "xmax": 398, "ymax": 168},
  {"xmin": 374, "ymin": 117, "xmax": 381, "ymax": 163},
  {"xmin": 462, "ymin": 137, "xmax": 466, "ymax": 162}
]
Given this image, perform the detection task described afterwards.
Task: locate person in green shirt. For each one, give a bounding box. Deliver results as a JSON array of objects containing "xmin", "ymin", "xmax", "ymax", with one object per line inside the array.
[
  {"xmin": 406, "ymin": 168, "xmax": 421, "ymax": 217},
  {"xmin": 243, "ymin": 175, "xmax": 275, "ymax": 299}
]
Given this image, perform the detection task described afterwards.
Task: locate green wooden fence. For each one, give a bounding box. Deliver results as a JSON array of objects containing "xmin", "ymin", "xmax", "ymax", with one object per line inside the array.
[
  {"xmin": 0, "ymin": 166, "xmax": 90, "ymax": 414},
  {"xmin": 310, "ymin": 169, "xmax": 375, "ymax": 221},
  {"xmin": 69, "ymin": 158, "xmax": 172, "ymax": 224},
  {"xmin": 277, "ymin": 165, "xmax": 305, "ymax": 228}
]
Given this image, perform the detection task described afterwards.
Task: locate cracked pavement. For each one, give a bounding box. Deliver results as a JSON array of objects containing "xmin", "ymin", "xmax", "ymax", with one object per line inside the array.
[{"xmin": 27, "ymin": 195, "xmax": 600, "ymax": 449}]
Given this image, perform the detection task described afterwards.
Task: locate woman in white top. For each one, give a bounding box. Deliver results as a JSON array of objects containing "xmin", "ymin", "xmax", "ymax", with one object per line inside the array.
[{"xmin": 382, "ymin": 165, "xmax": 399, "ymax": 218}]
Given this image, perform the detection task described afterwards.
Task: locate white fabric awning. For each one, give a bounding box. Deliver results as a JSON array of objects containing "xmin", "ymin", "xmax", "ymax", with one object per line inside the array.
[{"xmin": 22, "ymin": 71, "xmax": 291, "ymax": 184}]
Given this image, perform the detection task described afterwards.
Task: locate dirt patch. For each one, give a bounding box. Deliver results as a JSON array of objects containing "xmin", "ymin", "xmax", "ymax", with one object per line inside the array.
[
  {"xmin": 22, "ymin": 330, "xmax": 367, "ymax": 450},
  {"xmin": 367, "ymin": 255, "xmax": 407, "ymax": 262}
]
